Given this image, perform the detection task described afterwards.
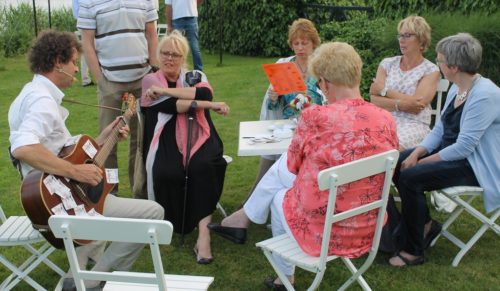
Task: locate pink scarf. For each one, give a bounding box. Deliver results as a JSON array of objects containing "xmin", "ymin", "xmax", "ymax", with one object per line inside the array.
[{"xmin": 141, "ymin": 70, "xmax": 211, "ymax": 198}]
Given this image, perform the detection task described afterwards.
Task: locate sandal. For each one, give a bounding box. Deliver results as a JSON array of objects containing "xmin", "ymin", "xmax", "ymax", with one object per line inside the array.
[{"xmin": 389, "ymin": 252, "xmax": 425, "ymax": 267}]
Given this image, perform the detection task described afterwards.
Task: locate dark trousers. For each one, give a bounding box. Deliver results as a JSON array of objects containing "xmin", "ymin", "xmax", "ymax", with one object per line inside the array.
[{"xmin": 393, "ymin": 148, "xmax": 479, "ymax": 256}]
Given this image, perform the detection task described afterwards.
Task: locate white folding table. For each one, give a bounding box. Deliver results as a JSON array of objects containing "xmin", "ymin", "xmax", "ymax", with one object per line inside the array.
[{"xmin": 237, "ymin": 120, "xmax": 294, "ymax": 156}]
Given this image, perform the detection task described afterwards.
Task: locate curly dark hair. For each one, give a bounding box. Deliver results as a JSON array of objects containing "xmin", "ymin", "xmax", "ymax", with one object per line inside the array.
[{"xmin": 28, "ymin": 30, "xmax": 81, "ymax": 74}]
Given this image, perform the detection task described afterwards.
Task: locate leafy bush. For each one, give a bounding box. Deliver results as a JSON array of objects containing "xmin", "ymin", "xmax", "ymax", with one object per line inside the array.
[
  {"xmin": 320, "ymin": 11, "xmax": 500, "ymax": 99},
  {"xmin": 199, "ymin": 0, "xmax": 367, "ymax": 57},
  {"xmin": 0, "ymin": 4, "xmax": 37, "ymax": 57},
  {"xmin": 367, "ymin": 0, "xmax": 498, "ymax": 18},
  {"xmin": 423, "ymin": 12, "xmax": 500, "ymax": 86},
  {"xmin": 0, "ymin": 4, "xmax": 75, "ymax": 57},
  {"xmin": 52, "ymin": 7, "xmax": 77, "ymax": 32},
  {"xmin": 320, "ymin": 16, "xmax": 399, "ymax": 100}
]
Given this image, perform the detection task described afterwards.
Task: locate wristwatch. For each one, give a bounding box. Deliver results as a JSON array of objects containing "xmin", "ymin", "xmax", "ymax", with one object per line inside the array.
[{"xmin": 380, "ymin": 87, "xmax": 388, "ymax": 97}]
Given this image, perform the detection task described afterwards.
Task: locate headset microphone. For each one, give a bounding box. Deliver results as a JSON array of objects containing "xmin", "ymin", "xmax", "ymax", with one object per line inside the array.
[{"xmin": 57, "ymin": 68, "xmax": 78, "ymax": 82}]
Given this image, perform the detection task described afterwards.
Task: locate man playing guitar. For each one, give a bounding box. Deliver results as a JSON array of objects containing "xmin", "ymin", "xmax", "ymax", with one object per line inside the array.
[{"xmin": 8, "ymin": 30, "xmax": 164, "ymax": 291}]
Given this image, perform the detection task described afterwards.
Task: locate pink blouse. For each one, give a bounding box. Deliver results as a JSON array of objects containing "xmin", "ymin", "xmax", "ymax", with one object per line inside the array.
[{"xmin": 283, "ymin": 98, "xmax": 398, "ymax": 258}]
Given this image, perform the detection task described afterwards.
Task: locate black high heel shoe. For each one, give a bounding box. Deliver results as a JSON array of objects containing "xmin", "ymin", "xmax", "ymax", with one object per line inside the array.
[{"xmin": 193, "ymin": 247, "xmax": 214, "ymax": 265}]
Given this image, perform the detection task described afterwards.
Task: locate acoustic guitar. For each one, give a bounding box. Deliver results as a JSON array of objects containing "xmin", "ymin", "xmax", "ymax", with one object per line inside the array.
[{"xmin": 20, "ymin": 93, "xmax": 136, "ymax": 249}]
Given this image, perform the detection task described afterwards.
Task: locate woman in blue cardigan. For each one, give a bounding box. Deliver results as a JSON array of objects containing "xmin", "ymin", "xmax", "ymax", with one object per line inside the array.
[{"xmin": 389, "ymin": 33, "xmax": 500, "ymax": 267}]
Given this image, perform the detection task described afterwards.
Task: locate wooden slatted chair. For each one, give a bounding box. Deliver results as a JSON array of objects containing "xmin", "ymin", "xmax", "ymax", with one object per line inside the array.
[
  {"xmin": 430, "ymin": 186, "xmax": 500, "ymax": 266},
  {"xmin": 256, "ymin": 150, "xmax": 399, "ymax": 291},
  {"xmin": 48, "ymin": 215, "xmax": 213, "ymax": 291},
  {"xmin": 0, "ymin": 205, "xmax": 65, "ymax": 290}
]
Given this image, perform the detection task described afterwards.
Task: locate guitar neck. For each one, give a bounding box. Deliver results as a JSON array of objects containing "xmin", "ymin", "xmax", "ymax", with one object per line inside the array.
[{"xmin": 93, "ymin": 117, "xmax": 128, "ymax": 167}]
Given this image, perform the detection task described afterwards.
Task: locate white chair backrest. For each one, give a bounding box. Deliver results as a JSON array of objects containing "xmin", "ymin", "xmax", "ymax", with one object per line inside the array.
[
  {"xmin": 49, "ymin": 216, "xmax": 173, "ymax": 290},
  {"xmin": 157, "ymin": 23, "xmax": 168, "ymax": 38},
  {"xmin": 431, "ymin": 78, "xmax": 450, "ymax": 123},
  {"xmin": 49, "ymin": 216, "xmax": 172, "ymax": 244},
  {"xmin": 317, "ymin": 150, "xmax": 399, "ymax": 263}
]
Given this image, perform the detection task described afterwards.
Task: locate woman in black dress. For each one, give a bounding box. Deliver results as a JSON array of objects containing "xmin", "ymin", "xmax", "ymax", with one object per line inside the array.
[{"xmin": 141, "ymin": 30, "xmax": 230, "ymax": 264}]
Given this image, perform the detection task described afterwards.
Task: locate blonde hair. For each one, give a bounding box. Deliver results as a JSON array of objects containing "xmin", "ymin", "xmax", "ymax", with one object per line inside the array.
[
  {"xmin": 398, "ymin": 16, "xmax": 432, "ymax": 52},
  {"xmin": 308, "ymin": 42, "xmax": 362, "ymax": 88},
  {"xmin": 157, "ymin": 30, "xmax": 189, "ymax": 67},
  {"xmin": 287, "ymin": 18, "xmax": 321, "ymax": 49}
]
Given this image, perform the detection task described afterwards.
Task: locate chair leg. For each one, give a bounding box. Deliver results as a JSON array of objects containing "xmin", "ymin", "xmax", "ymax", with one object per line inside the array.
[
  {"xmin": 0, "ymin": 242, "xmax": 63, "ymax": 291},
  {"xmin": 0, "ymin": 255, "xmax": 47, "ymax": 291},
  {"xmin": 217, "ymin": 202, "xmax": 228, "ymax": 217},
  {"xmin": 430, "ymin": 194, "xmax": 477, "ymax": 247},
  {"xmin": 307, "ymin": 269, "xmax": 326, "ymax": 291},
  {"xmin": 25, "ymin": 243, "xmax": 65, "ymax": 276},
  {"xmin": 261, "ymin": 250, "xmax": 296, "ymax": 291},
  {"xmin": 436, "ymin": 193, "xmax": 499, "ymax": 266},
  {"xmin": 338, "ymin": 257, "xmax": 371, "ymax": 291}
]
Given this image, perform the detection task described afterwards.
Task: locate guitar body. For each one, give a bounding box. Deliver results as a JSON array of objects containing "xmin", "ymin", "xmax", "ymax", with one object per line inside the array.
[{"xmin": 20, "ymin": 135, "xmax": 115, "ymax": 249}]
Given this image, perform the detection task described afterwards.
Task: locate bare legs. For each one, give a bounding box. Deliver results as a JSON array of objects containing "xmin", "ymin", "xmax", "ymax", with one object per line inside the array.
[
  {"xmin": 196, "ymin": 215, "xmax": 213, "ymax": 260},
  {"xmin": 221, "ymin": 208, "xmax": 251, "ymax": 229}
]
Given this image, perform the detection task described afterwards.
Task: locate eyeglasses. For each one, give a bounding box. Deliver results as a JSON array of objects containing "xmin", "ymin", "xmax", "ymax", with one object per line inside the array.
[
  {"xmin": 397, "ymin": 33, "xmax": 416, "ymax": 40},
  {"xmin": 160, "ymin": 51, "xmax": 183, "ymax": 60}
]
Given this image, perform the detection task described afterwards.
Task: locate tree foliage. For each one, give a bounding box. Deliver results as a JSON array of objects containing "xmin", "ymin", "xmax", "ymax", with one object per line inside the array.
[{"xmin": 366, "ymin": 0, "xmax": 498, "ymax": 18}]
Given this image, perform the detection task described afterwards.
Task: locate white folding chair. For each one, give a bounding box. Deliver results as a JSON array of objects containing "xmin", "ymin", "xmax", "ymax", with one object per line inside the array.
[
  {"xmin": 256, "ymin": 150, "xmax": 399, "ymax": 291},
  {"xmin": 430, "ymin": 186, "xmax": 500, "ymax": 266},
  {"xmin": 216, "ymin": 155, "xmax": 233, "ymax": 218},
  {"xmin": 431, "ymin": 78, "xmax": 450, "ymax": 123},
  {"xmin": 0, "ymin": 205, "xmax": 65, "ymax": 290},
  {"xmin": 393, "ymin": 78, "xmax": 451, "ymax": 204},
  {"xmin": 157, "ymin": 24, "xmax": 168, "ymax": 38},
  {"xmin": 48, "ymin": 215, "xmax": 213, "ymax": 291}
]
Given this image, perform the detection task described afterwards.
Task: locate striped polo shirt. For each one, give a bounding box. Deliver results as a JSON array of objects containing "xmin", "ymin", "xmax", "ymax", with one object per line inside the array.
[{"xmin": 77, "ymin": 0, "xmax": 158, "ymax": 82}]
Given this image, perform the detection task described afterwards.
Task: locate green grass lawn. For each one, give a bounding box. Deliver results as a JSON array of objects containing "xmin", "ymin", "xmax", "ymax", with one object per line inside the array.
[{"xmin": 1, "ymin": 52, "xmax": 498, "ymax": 290}]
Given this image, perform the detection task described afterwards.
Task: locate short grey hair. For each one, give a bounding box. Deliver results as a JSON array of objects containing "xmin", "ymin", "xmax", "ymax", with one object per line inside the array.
[{"xmin": 436, "ymin": 33, "xmax": 482, "ymax": 74}]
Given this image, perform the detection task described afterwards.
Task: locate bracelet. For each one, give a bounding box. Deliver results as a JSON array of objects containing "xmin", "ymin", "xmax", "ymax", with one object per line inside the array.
[{"xmin": 395, "ymin": 100, "xmax": 400, "ymax": 112}]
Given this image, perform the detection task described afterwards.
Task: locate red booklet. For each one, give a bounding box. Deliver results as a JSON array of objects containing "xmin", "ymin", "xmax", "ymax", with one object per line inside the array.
[{"xmin": 262, "ymin": 62, "xmax": 306, "ymax": 95}]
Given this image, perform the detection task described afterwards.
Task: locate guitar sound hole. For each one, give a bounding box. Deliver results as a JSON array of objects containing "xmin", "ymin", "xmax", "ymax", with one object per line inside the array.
[{"xmin": 86, "ymin": 181, "xmax": 104, "ymax": 204}]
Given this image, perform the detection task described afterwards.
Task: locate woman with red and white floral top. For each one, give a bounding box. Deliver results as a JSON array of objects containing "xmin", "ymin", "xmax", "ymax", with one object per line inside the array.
[{"xmin": 210, "ymin": 42, "xmax": 398, "ymax": 289}]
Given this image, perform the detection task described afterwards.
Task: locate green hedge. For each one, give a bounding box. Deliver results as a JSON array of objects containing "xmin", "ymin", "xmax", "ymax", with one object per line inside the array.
[
  {"xmin": 319, "ymin": 12, "xmax": 500, "ymax": 100},
  {"xmin": 198, "ymin": 0, "xmax": 366, "ymax": 57},
  {"xmin": 0, "ymin": 4, "xmax": 75, "ymax": 57},
  {"xmin": 367, "ymin": 0, "xmax": 498, "ymax": 18}
]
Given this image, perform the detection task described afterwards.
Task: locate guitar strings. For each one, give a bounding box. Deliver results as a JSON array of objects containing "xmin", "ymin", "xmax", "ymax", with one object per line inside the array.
[{"xmin": 63, "ymin": 98, "xmax": 123, "ymax": 112}]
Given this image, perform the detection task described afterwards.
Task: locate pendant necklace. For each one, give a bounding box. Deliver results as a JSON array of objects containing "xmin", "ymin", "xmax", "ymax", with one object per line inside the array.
[
  {"xmin": 296, "ymin": 61, "xmax": 307, "ymax": 76},
  {"xmin": 457, "ymin": 74, "xmax": 481, "ymax": 103}
]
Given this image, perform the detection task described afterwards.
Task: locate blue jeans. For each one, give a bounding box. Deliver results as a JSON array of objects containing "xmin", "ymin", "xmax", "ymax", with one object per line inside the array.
[
  {"xmin": 393, "ymin": 148, "xmax": 479, "ymax": 256},
  {"xmin": 173, "ymin": 17, "xmax": 203, "ymax": 71}
]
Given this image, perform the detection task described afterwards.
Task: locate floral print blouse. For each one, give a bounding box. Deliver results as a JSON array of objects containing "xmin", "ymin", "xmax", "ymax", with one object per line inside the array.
[
  {"xmin": 283, "ymin": 98, "xmax": 398, "ymax": 258},
  {"xmin": 266, "ymin": 57, "xmax": 325, "ymax": 119}
]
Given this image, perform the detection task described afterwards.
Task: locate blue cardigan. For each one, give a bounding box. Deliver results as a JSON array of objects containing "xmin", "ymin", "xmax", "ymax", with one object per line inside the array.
[{"xmin": 420, "ymin": 77, "xmax": 500, "ymax": 213}]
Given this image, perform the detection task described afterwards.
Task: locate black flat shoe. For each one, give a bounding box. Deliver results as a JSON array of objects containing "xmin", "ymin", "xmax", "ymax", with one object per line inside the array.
[
  {"xmin": 424, "ymin": 219, "xmax": 442, "ymax": 249},
  {"xmin": 193, "ymin": 247, "xmax": 214, "ymax": 265},
  {"xmin": 263, "ymin": 276, "xmax": 294, "ymax": 291},
  {"xmin": 207, "ymin": 223, "xmax": 247, "ymax": 244}
]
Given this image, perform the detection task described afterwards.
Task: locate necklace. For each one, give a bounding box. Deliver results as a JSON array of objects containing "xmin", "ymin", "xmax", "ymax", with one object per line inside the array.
[
  {"xmin": 295, "ymin": 61, "xmax": 307, "ymax": 75},
  {"xmin": 456, "ymin": 91, "xmax": 468, "ymax": 102},
  {"xmin": 457, "ymin": 74, "xmax": 481, "ymax": 103}
]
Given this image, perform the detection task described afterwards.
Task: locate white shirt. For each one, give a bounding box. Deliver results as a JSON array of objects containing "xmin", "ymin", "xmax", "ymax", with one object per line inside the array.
[
  {"xmin": 8, "ymin": 74, "xmax": 71, "ymax": 176},
  {"xmin": 165, "ymin": 0, "xmax": 198, "ymax": 19}
]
